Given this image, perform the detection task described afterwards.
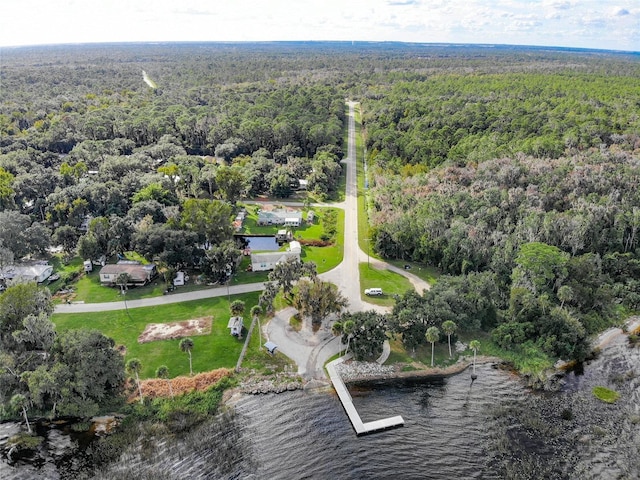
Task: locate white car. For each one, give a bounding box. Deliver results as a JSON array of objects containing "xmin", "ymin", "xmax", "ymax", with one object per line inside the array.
[{"xmin": 364, "ymin": 288, "xmax": 383, "ymax": 296}]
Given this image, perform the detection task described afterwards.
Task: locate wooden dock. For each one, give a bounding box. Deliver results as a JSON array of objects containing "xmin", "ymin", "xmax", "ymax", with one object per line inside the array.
[{"xmin": 326, "ymin": 357, "xmax": 404, "ymax": 436}]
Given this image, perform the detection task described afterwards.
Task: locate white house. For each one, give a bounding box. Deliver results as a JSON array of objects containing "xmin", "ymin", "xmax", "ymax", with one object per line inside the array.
[
  {"xmin": 257, "ymin": 209, "xmax": 303, "ymax": 226},
  {"xmin": 250, "ymin": 250, "xmax": 301, "ymax": 272},
  {"xmin": 0, "ymin": 264, "xmax": 53, "ymax": 284}
]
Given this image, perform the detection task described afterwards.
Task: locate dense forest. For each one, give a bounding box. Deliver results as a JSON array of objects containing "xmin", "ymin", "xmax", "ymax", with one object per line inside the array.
[
  {"xmin": 358, "ymin": 47, "xmax": 640, "ymax": 372},
  {"xmin": 1, "ymin": 42, "xmax": 640, "ymax": 394}
]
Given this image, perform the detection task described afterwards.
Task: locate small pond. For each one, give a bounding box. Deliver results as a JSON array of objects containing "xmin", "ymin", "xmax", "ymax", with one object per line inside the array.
[{"xmin": 244, "ymin": 236, "xmax": 280, "ymax": 251}]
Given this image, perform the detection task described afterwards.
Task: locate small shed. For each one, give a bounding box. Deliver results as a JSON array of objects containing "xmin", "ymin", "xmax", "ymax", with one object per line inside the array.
[
  {"xmin": 276, "ymin": 229, "xmax": 292, "ymax": 242},
  {"xmin": 227, "ymin": 316, "xmax": 244, "ymax": 336},
  {"xmin": 306, "ymin": 210, "xmax": 315, "ymax": 223},
  {"xmin": 264, "ymin": 341, "xmax": 278, "ymax": 354},
  {"xmin": 289, "ymin": 241, "xmax": 302, "ymax": 254},
  {"xmin": 83, "ymin": 260, "xmax": 93, "ymax": 272},
  {"xmin": 173, "ymin": 271, "xmax": 185, "ymax": 286}
]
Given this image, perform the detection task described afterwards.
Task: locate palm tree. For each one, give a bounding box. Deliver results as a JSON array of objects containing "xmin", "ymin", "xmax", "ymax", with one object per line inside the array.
[
  {"xmin": 557, "ymin": 285, "xmax": 573, "ymax": 309},
  {"xmin": 250, "ymin": 305, "xmax": 262, "ymax": 346},
  {"xmin": 331, "ymin": 320, "xmax": 344, "ymax": 354},
  {"xmin": 230, "ymin": 299, "xmax": 246, "ymax": 317},
  {"xmin": 441, "ymin": 320, "xmax": 457, "ymax": 358},
  {"xmin": 425, "ymin": 326, "xmax": 440, "ymax": 367},
  {"xmin": 156, "ymin": 365, "xmax": 173, "ymax": 398},
  {"xmin": 179, "ymin": 337, "xmax": 194, "ymax": 376},
  {"xmin": 126, "ymin": 358, "xmax": 144, "ymax": 404},
  {"xmin": 342, "ymin": 320, "xmax": 355, "ymax": 355},
  {"xmin": 469, "ymin": 340, "xmax": 481, "ymax": 377}
]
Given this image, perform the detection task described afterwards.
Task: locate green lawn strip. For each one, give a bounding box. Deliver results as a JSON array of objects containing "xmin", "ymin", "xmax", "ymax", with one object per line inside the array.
[
  {"xmin": 71, "ymin": 269, "xmax": 214, "ymax": 303},
  {"xmin": 52, "ymin": 292, "xmax": 261, "ymax": 379},
  {"xmin": 385, "ymin": 259, "xmax": 440, "ymax": 285},
  {"xmin": 359, "ymin": 262, "xmax": 413, "ymax": 306}
]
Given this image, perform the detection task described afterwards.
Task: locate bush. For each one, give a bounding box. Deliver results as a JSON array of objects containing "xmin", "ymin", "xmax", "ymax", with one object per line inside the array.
[{"xmin": 592, "ymin": 386, "xmax": 620, "ymax": 403}]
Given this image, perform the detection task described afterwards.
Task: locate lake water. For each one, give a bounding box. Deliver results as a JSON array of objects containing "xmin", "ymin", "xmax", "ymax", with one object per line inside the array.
[{"xmin": 2, "ymin": 331, "xmax": 639, "ymax": 479}]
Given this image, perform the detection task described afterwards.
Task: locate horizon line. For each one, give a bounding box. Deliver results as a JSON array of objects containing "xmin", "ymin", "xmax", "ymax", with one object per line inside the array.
[{"xmin": 1, "ymin": 40, "xmax": 638, "ymax": 56}]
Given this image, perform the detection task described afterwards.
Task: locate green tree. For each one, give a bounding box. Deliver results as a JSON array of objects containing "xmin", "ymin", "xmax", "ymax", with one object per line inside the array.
[
  {"xmin": 76, "ymin": 233, "xmax": 101, "ymax": 263},
  {"xmin": 200, "ymin": 240, "xmax": 238, "ymax": 283},
  {"xmin": 0, "ymin": 283, "xmax": 53, "ymax": 351},
  {"xmin": 512, "ymin": 242, "xmax": 569, "ymax": 295},
  {"xmin": 441, "ymin": 320, "xmax": 457, "ymax": 358},
  {"xmin": 52, "ymin": 225, "xmax": 79, "ymax": 258},
  {"xmin": 557, "ymin": 285, "xmax": 574, "ymax": 309},
  {"xmin": 50, "ymin": 329, "xmax": 125, "ymax": 417},
  {"xmin": 425, "ymin": 326, "xmax": 440, "ymax": 367},
  {"xmin": 0, "ymin": 167, "xmax": 15, "ymax": 209},
  {"xmin": 340, "ymin": 311, "xmax": 387, "ymax": 361},
  {"xmin": 258, "ymin": 281, "xmax": 278, "ymax": 314},
  {"xmin": 230, "ymin": 300, "xmax": 246, "ymax": 317},
  {"xmin": 12, "ymin": 313, "xmax": 56, "ymax": 358},
  {"xmin": 180, "ymin": 198, "xmax": 234, "ymax": 247},
  {"xmin": 126, "ymin": 358, "xmax": 143, "ymax": 404},
  {"xmin": 250, "ymin": 305, "xmax": 263, "ymax": 346},
  {"xmin": 293, "ymin": 278, "xmax": 348, "ymax": 329},
  {"xmin": 180, "ymin": 337, "xmax": 194, "ymax": 376},
  {"xmin": 342, "ymin": 320, "xmax": 355, "ymax": 355},
  {"xmin": 156, "ymin": 365, "xmax": 173, "ymax": 398},
  {"xmin": 215, "ymin": 164, "xmax": 248, "ymax": 204}
]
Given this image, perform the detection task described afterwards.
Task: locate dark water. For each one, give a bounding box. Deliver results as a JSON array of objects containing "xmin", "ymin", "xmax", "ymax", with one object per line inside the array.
[
  {"xmin": 2, "ymin": 332, "xmax": 639, "ymax": 480},
  {"xmin": 244, "ymin": 236, "xmax": 280, "ymax": 251}
]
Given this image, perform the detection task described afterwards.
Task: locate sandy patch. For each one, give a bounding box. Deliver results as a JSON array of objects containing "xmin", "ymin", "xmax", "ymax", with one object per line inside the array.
[{"xmin": 138, "ymin": 317, "xmax": 212, "ymax": 343}]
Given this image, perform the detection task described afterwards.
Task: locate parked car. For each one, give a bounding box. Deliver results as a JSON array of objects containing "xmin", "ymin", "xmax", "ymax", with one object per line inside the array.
[{"xmin": 364, "ymin": 288, "xmax": 383, "ymax": 296}]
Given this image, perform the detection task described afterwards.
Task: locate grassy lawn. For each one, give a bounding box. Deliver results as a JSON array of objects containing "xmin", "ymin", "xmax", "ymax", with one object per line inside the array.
[
  {"xmin": 238, "ymin": 204, "xmax": 344, "ymax": 274},
  {"xmin": 70, "ymin": 269, "xmax": 215, "ymax": 304},
  {"xmin": 52, "ymin": 292, "xmax": 261, "ymax": 379},
  {"xmin": 385, "ymin": 259, "xmax": 440, "ymax": 285},
  {"xmin": 240, "ymin": 316, "xmax": 296, "ymax": 373},
  {"xmin": 385, "ymin": 334, "xmax": 459, "ymax": 368},
  {"xmin": 359, "ymin": 262, "xmax": 413, "ymax": 306}
]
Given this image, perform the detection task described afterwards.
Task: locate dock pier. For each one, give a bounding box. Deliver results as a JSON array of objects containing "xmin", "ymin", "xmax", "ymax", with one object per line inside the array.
[{"xmin": 326, "ymin": 357, "xmax": 404, "ymax": 436}]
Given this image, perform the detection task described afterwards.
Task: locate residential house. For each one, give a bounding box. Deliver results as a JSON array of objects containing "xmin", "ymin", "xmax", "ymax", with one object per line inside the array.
[
  {"xmin": 250, "ymin": 248, "xmax": 301, "ymax": 272},
  {"xmin": 99, "ymin": 263, "xmax": 157, "ymax": 286},
  {"xmin": 257, "ymin": 209, "xmax": 302, "ymax": 227},
  {"xmin": 0, "ymin": 263, "xmax": 53, "ymax": 284}
]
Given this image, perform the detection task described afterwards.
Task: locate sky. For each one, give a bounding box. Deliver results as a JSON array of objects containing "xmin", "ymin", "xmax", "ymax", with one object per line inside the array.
[{"xmin": 0, "ymin": 0, "xmax": 638, "ymax": 51}]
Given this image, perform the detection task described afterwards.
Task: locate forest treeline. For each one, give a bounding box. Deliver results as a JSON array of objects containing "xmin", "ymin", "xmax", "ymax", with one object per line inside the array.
[
  {"xmin": 1, "ymin": 42, "xmax": 639, "ymax": 375},
  {"xmin": 362, "ymin": 55, "xmax": 640, "ymax": 370}
]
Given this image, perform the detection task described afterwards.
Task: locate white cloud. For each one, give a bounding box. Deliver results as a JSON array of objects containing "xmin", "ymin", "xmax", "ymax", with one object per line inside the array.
[{"xmin": 0, "ymin": 0, "xmax": 637, "ymax": 50}]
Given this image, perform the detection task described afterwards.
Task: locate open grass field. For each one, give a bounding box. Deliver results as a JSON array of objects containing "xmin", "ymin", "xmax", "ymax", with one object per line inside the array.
[
  {"xmin": 359, "ymin": 262, "xmax": 413, "ymax": 306},
  {"xmin": 52, "ymin": 292, "xmax": 262, "ymax": 379}
]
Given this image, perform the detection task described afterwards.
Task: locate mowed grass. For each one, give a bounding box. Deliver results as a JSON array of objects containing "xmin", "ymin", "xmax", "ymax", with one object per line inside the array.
[
  {"xmin": 52, "ymin": 292, "xmax": 261, "ymax": 379},
  {"xmin": 359, "ymin": 262, "xmax": 413, "ymax": 306},
  {"xmin": 71, "ymin": 269, "xmax": 214, "ymax": 303}
]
